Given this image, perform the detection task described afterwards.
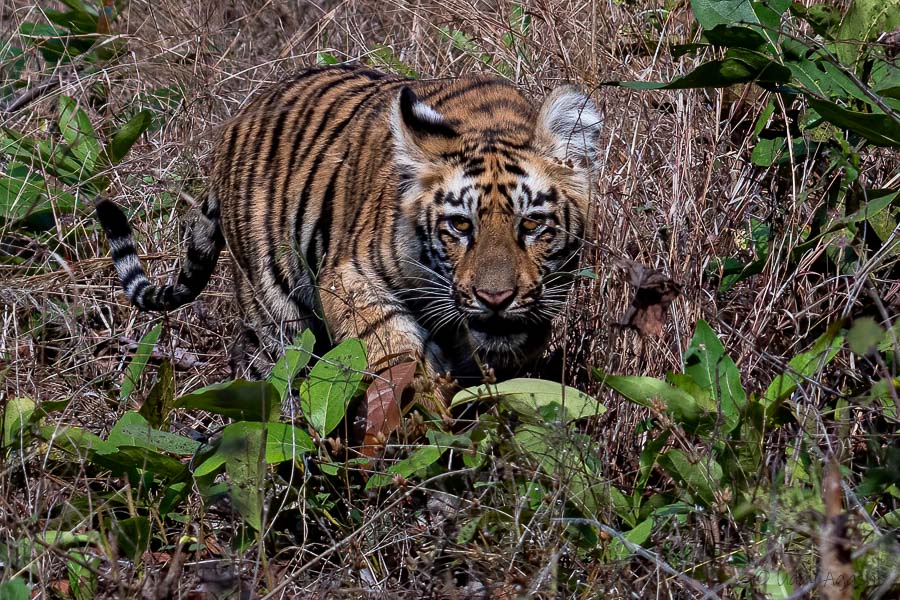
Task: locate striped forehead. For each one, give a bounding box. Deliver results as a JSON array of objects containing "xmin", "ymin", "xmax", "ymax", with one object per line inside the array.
[{"xmin": 435, "ymin": 166, "xmax": 556, "ymax": 217}]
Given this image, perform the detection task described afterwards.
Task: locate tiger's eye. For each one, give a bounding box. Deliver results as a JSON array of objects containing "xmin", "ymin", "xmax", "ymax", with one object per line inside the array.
[
  {"xmin": 520, "ymin": 218, "xmax": 541, "ymax": 232},
  {"xmin": 450, "ymin": 216, "xmax": 473, "ymax": 233}
]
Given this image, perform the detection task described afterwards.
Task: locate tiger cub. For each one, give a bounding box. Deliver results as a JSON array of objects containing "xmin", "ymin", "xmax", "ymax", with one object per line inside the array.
[{"xmin": 97, "ymin": 65, "xmax": 601, "ymax": 397}]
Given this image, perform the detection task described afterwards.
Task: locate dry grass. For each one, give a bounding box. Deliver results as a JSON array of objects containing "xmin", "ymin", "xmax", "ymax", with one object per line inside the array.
[{"xmin": 2, "ymin": 0, "xmax": 899, "ymax": 598}]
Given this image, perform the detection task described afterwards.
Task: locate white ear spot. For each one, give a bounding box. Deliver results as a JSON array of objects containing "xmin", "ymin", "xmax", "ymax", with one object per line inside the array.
[
  {"xmin": 536, "ymin": 86, "xmax": 602, "ymax": 170},
  {"xmin": 411, "ymin": 100, "xmax": 446, "ymax": 126},
  {"xmin": 391, "ymin": 87, "xmax": 457, "ymax": 175}
]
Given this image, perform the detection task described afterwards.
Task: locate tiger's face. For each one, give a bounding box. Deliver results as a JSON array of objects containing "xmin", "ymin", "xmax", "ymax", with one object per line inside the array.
[{"xmin": 392, "ymin": 84, "xmax": 601, "ymax": 371}]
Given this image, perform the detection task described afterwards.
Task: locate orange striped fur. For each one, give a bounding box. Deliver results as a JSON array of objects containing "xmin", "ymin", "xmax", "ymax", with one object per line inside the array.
[{"xmin": 98, "ymin": 64, "xmax": 601, "ymax": 398}]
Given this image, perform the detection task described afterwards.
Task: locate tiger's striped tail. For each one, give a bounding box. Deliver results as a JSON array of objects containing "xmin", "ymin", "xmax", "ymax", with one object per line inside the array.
[{"xmin": 95, "ymin": 196, "xmax": 224, "ymax": 312}]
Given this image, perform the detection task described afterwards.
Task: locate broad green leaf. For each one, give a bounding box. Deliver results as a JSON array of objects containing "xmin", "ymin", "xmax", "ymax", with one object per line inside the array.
[
  {"xmin": 450, "ymin": 377, "xmax": 605, "ymax": 422},
  {"xmin": 300, "ymin": 338, "xmax": 367, "ymax": 437},
  {"xmin": 68, "ymin": 551, "xmax": 99, "ymax": 600},
  {"xmin": 638, "ymin": 430, "xmax": 670, "ymax": 493},
  {"xmin": 808, "ymin": 99, "xmax": 900, "ymax": 148},
  {"xmin": 618, "ymin": 49, "xmax": 790, "ymax": 90},
  {"xmin": 658, "ymin": 449, "xmax": 723, "ymax": 506},
  {"xmin": 759, "ymin": 569, "xmax": 794, "ymax": 598},
  {"xmin": 268, "ymin": 329, "xmax": 315, "ymax": 401},
  {"xmin": 0, "ymin": 579, "xmax": 29, "ymax": 600},
  {"xmin": 368, "ymin": 44, "xmax": 418, "ymax": 78},
  {"xmin": 221, "ymin": 421, "xmax": 265, "ymax": 530},
  {"xmin": 40, "ymin": 425, "xmax": 117, "ymax": 456},
  {"xmin": 93, "ymin": 445, "xmax": 189, "ymax": 480},
  {"xmin": 365, "ymin": 445, "xmax": 444, "ymax": 489},
  {"xmin": 120, "ymin": 324, "xmax": 162, "ymax": 403},
  {"xmin": 2, "ymin": 396, "xmax": 35, "ymax": 447},
  {"xmin": 690, "ymin": 0, "xmax": 759, "ymax": 29},
  {"xmin": 751, "ymin": 136, "xmax": 784, "ymax": 166},
  {"xmin": 456, "ymin": 515, "xmax": 482, "ymax": 544},
  {"xmin": 176, "ymin": 379, "xmax": 280, "ymax": 422},
  {"xmin": 609, "ymin": 517, "xmax": 653, "ymax": 559},
  {"xmin": 683, "ymin": 320, "xmax": 745, "ymax": 432},
  {"xmin": 316, "ymin": 51, "xmax": 340, "ymax": 65},
  {"xmin": 594, "ymin": 369, "xmax": 702, "ymax": 428},
  {"xmin": 108, "ymin": 411, "xmax": 201, "ymax": 455},
  {"xmin": 703, "ymin": 24, "xmax": 766, "ymax": 48},
  {"xmin": 838, "ymin": 188, "xmax": 899, "ymax": 224},
  {"xmin": 847, "ymin": 317, "xmax": 885, "ymax": 355},
  {"xmin": 58, "ymin": 95, "xmax": 100, "ymax": 169},
  {"xmin": 263, "ymin": 422, "xmax": 316, "ymax": 463},
  {"xmin": 764, "ymin": 323, "xmax": 845, "ymax": 406},
  {"xmin": 106, "ymin": 110, "xmax": 152, "ymax": 165},
  {"xmin": 159, "ymin": 481, "xmax": 190, "ymax": 516},
  {"xmin": 111, "ymin": 516, "xmax": 150, "ymax": 563},
  {"xmin": 192, "ymin": 447, "xmax": 227, "ymax": 478},
  {"xmin": 0, "ymin": 169, "xmax": 46, "ymax": 222},
  {"xmin": 836, "ymin": 0, "xmax": 900, "ymax": 66},
  {"xmin": 871, "ymin": 60, "xmax": 900, "ymax": 100}
]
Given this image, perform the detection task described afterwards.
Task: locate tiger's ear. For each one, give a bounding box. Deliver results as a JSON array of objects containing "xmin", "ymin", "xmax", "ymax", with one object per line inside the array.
[
  {"xmin": 391, "ymin": 87, "xmax": 458, "ymax": 173},
  {"xmin": 535, "ymin": 86, "xmax": 601, "ymax": 172}
]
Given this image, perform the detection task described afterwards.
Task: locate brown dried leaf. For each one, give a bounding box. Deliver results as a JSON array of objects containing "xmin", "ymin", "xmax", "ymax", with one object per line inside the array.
[
  {"xmin": 820, "ymin": 456, "xmax": 853, "ymax": 600},
  {"xmin": 615, "ymin": 259, "xmax": 681, "ymax": 337},
  {"xmin": 359, "ymin": 360, "xmax": 418, "ymax": 458}
]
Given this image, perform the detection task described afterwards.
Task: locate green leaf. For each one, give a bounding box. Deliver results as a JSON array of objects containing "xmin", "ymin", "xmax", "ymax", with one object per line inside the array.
[
  {"xmin": 609, "ymin": 517, "xmax": 653, "ymax": 559},
  {"xmin": 836, "ymin": 0, "xmax": 900, "ymax": 65},
  {"xmin": 106, "ymin": 110, "xmax": 152, "ymax": 165},
  {"xmin": 703, "ymin": 24, "xmax": 766, "ymax": 48},
  {"xmin": 108, "ymin": 411, "xmax": 201, "ymax": 455},
  {"xmin": 368, "ymin": 44, "xmax": 418, "ymax": 78},
  {"xmin": 139, "ymin": 359, "xmax": 175, "ymax": 428},
  {"xmin": 268, "ymin": 329, "xmax": 315, "ymax": 401},
  {"xmin": 683, "ymin": 320, "xmax": 746, "ymax": 433},
  {"xmin": 94, "ymin": 445, "xmax": 189, "ymax": 480},
  {"xmin": 594, "ymin": 369, "xmax": 703, "ymax": 428},
  {"xmin": 0, "ymin": 579, "xmax": 29, "ymax": 600},
  {"xmin": 0, "ymin": 169, "xmax": 46, "ymax": 222},
  {"xmin": 795, "ymin": 3, "xmax": 841, "ymax": 37},
  {"xmin": 111, "ymin": 516, "xmax": 150, "ymax": 563},
  {"xmin": 40, "ymin": 425, "xmax": 117, "ymax": 456},
  {"xmin": 57, "ymin": 95, "xmax": 100, "ymax": 169},
  {"xmin": 764, "ymin": 323, "xmax": 844, "ymax": 406},
  {"xmin": 808, "ymin": 99, "xmax": 900, "ymax": 148},
  {"xmin": 751, "ymin": 136, "xmax": 784, "ymax": 166},
  {"xmin": 618, "ymin": 49, "xmax": 790, "ymax": 90},
  {"xmin": 68, "ymin": 551, "xmax": 99, "ymax": 600},
  {"xmin": 176, "ymin": 379, "xmax": 280, "ymax": 422},
  {"xmin": 263, "ymin": 422, "xmax": 316, "ymax": 463},
  {"xmin": 450, "ymin": 377, "xmax": 605, "ymax": 422},
  {"xmin": 691, "ymin": 0, "xmax": 759, "ymax": 29},
  {"xmin": 838, "ymin": 188, "xmax": 899, "ymax": 224},
  {"xmin": 638, "ymin": 430, "xmax": 670, "ymax": 493},
  {"xmin": 300, "ymin": 338, "xmax": 367, "ymax": 437},
  {"xmin": 365, "ymin": 445, "xmax": 444, "ymax": 489},
  {"xmin": 847, "ymin": 317, "xmax": 885, "ymax": 356},
  {"xmin": 658, "ymin": 449, "xmax": 723, "ymax": 506},
  {"xmin": 316, "ymin": 51, "xmax": 340, "ymax": 65},
  {"xmin": 220, "ymin": 421, "xmax": 265, "ymax": 530},
  {"xmin": 120, "ymin": 324, "xmax": 162, "ymax": 403},
  {"xmin": 456, "ymin": 515, "xmax": 482, "ymax": 544},
  {"xmin": 2, "ymin": 396, "xmax": 36, "ymax": 448}
]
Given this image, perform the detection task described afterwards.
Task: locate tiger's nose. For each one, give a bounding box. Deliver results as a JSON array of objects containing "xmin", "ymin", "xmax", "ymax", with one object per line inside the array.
[{"xmin": 474, "ymin": 287, "xmax": 516, "ymax": 311}]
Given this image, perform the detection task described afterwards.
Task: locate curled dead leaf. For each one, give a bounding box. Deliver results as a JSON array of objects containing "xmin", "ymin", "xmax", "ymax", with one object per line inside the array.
[
  {"xmin": 358, "ymin": 360, "xmax": 418, "ymax": 458},
  {"xmin": 615, "ymin": 259, "xmax": 681, "ymax": 337}
]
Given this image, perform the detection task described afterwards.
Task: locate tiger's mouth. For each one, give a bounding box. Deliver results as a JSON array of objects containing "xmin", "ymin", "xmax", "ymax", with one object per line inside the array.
[{"xmin": 466, "ymin": 314, "xmax": 531, "ymax": 337}]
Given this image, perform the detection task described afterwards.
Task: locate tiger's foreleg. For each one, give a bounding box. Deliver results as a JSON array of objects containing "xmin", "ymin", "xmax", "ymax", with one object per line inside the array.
[{"xmin": 319, "ymin": 264, "xmax": 450, "ymax": 415}]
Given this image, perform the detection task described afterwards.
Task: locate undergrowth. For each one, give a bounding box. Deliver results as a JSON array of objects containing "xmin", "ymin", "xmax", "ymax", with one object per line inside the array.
[{"xmin": 1, "ymin": 0, "xmax": 898, "ymax": 598}]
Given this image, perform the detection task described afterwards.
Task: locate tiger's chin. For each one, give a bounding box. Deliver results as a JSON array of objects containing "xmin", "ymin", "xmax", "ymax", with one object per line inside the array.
[{"xmin": 465, "ymin": 317, "xmax": 551, "ymax": 375}]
